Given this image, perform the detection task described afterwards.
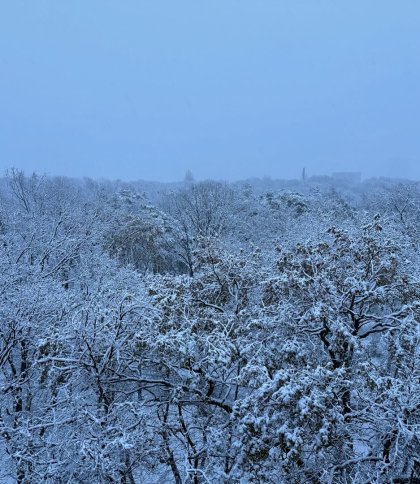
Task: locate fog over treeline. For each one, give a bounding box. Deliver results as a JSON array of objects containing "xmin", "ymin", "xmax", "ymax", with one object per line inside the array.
[
  {"xmin": 2, "ymin": 1, "xmax": 420, "ymax": 182},
  {"xmin": 0, "ymin": 168, "xmax": 419, "ymax": 483}
]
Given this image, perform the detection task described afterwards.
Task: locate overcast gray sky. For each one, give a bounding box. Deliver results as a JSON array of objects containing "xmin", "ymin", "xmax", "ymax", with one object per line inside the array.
[{"xmin": 0, "ymin": 1, "xmax": 419, "ymax": 182}]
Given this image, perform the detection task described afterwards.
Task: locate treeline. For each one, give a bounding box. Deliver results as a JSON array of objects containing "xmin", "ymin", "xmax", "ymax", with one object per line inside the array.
[{"xmin": 0, "ymin": 169, "xmax": 419, "ymax": 483}]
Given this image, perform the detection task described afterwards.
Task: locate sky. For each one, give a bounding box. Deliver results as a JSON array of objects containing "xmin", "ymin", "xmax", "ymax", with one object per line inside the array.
[{"xmin": 0, "ymin": 1, "xmax": 419, "ymax": 182}]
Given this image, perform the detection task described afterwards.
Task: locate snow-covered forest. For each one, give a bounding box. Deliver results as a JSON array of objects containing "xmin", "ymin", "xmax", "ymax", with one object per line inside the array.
[{"xmin": 0, "ymin": 169, "xmax": 419, "ymax": 483}]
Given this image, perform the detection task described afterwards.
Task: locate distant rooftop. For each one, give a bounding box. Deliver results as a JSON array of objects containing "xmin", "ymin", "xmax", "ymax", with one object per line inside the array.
[{"xmin": 332, "ymin": 172, "xmax": 362, "ymax": 183}]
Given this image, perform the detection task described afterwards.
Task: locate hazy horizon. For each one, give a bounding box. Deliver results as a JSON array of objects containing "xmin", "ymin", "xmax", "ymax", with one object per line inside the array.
[{"xmin": 1, "ymin": 1, "xmax": 419, "ymax": 182}]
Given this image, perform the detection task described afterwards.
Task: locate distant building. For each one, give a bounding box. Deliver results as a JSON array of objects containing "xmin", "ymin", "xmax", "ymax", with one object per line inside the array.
[{"xmin": 332, "ymin": 172, "xmax": 362, "ymax": 183}]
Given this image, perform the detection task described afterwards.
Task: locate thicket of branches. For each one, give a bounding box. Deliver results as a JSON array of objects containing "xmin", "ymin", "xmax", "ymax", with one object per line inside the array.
[{"xmin": 0, "ymin": 169, "xmax": 419, "ymax": 483}]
